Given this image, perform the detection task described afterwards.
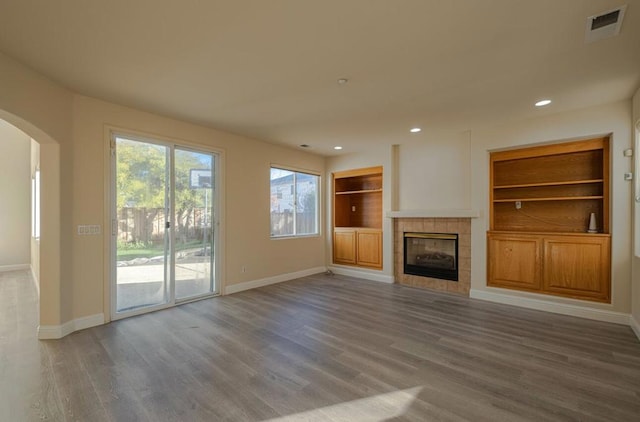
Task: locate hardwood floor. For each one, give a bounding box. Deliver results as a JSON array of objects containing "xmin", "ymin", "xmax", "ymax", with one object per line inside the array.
[{"xmin": 1, "ymin": 270, "xmax": 640, "ymax": 421}]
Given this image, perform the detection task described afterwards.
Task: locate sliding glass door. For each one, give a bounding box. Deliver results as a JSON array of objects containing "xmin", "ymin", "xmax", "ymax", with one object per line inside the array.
[
  {"xmin": 174, "ymin": 148, "xmax": 216, "ymax": 300},
  {"xmin": 112, "ymin": 135, "xmax": 219, "ymax": 319}
]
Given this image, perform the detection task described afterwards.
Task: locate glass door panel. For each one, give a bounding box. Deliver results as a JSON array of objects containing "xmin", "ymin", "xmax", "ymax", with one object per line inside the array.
[
  {"xmin": 174, "ymin": 148, "xmax": 216, "ymax": 300},
  {"xmin": 114, "ymin": 137, "xmax": 170, "ymax": 313}
]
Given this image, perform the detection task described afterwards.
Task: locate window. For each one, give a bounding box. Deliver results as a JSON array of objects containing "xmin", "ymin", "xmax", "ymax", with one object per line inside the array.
[
  {"xmin": 32, "ymin": 169, "xmax": 40, "ymax": 239},
  {"xmin": 635, "ymin": 120, "xmax": 640, "ymax": 257},
  {"xmin": 270, "ymin": 167, "xmax": 319, "ymax": 237}
]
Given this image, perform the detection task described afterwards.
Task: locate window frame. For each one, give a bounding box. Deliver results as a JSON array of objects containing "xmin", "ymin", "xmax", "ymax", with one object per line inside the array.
[
  {"xmin": 32, "ymin": 168, "xmax": 40, "ymax": 239},
  {"xmin": 635, "ymin": 120, "xmax": 640, "ymax": 257},
  {"xmin": 270, "ymin": 166, "xmax": 320, "ymax": 239}
]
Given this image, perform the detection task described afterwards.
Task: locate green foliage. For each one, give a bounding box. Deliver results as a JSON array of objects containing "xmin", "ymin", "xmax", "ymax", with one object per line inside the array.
[
  {"xmin": 116, "ymin": 139, "xmax": 214, "ymax": 244},
  {"xmin": 116, "ymin": 139, "xmax": 212, "ymax": 215},
  {"xmin": 116, "ymin": 238, "xmax": 153, "ymax": 251},
  {"xmin": 116, "ymin": 140, "xmax": 167, "ymax": 209}
]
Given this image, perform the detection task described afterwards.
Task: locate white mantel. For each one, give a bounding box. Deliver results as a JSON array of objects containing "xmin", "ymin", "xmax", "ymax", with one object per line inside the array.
[{"xmin": 387, "ymin": 209, "xmax": 480, "ymax": 219}]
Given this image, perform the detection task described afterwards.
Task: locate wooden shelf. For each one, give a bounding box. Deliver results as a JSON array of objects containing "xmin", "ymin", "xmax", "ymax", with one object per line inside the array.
[
  {"xmin": 333, "ymin": 166, "xmax": 383, "ymax": 270},
  {"xmin": 335, "ymin": 189, "xmax": 383, "ymax": 195},
  {"xmin": 488, "ymin": 137, "xmax": 611, "ymax": 303},
  {"xmin": 490, "ymin": 137, "xmax": 609, "ymax": 234},
  {"xmin": 493, "ymin": 196, "xmax": 603, "ymax": 203},
  {"xmin": 490, "ymin": 230, "xmax": 611, "ymax": 237},
  {"xmin": 494, "ymin": 179, "xmax": 603, "ymax": 189}
]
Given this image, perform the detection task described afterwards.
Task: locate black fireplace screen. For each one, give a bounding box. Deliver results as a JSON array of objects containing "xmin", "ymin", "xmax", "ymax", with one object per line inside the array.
[{"xmin": 404, "ymin": 232, "xmax": 458, "ymax": 281}]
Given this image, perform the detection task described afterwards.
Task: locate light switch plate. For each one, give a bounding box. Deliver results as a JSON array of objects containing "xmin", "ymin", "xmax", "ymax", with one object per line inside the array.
[
  {"xmin": 77, "ymin": 225, "xmax": 101, "ymax": 235},
  {"xmin": 623, "ymin": 149, "xmax": 633, "ymax": 157}
]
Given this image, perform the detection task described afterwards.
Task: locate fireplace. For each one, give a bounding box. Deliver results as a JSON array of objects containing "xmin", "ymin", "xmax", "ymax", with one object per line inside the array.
[{"xmin": 404, "ymin": 232, "xmax": 458, "ymax": 281}]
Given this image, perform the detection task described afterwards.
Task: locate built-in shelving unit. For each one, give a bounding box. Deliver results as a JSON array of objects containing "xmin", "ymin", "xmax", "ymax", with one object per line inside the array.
[
  {"xmin": 333, "ymin": 166, "xmax": 383, "ymax": 269},
  {"xmin": 488, "ymin": 137, "xmax": 611, "ymax": 303}
]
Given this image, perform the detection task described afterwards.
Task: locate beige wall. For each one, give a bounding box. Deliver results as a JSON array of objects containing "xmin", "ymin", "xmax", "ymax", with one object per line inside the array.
[
  {"xmin": 1, "ymin": 50, "xmax": 325, "ymax": 329},
  {"xmin": 631, "ymin": 87, "xmax": 640, "ymax": 328},
  {"xmin": 0, "ymin": 51, "xmax": 73, "ymax": 145},
  {"xmin": 0, "ymin": 48, "xmax": 637, "ymax": 334},
  {"xmin": 470, "ymin": 100, "xmax": 634, "ymax": 314},
  {"xmin": 72, "ymin": 95, "xmax": 326, "ymax": 321},
  {"xmin": 0, "ymin": 120, "xmax": 31, "ymax": 268}
]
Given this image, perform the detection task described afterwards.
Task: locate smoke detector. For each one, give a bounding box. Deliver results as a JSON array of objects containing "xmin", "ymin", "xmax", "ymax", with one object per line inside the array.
[{"xmin": 585, "ymin": 4, "xmax": 627, "ymax": 43}]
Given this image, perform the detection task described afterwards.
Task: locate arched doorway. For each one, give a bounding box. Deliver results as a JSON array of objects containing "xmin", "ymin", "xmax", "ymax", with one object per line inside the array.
[{"xmin": 0, "ymin": 109, "xmax": 62, "ymax": 337}]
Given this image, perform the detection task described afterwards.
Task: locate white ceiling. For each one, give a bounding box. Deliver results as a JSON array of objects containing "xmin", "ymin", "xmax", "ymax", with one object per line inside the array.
[{"xmin": 0, "ymin": 0, "xmax": 638, "ymax": 155}]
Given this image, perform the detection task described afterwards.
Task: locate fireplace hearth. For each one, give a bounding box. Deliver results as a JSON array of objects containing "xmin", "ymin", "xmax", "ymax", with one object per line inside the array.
[{"xmin": 404, "ymin": 232, "xmax": 458, "ymax": 281}]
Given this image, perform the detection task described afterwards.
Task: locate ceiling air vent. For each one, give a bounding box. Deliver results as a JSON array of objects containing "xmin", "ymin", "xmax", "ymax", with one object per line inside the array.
[{"xmin": 585, "ymin": 4, "xmax": 627, "ymax": 43}]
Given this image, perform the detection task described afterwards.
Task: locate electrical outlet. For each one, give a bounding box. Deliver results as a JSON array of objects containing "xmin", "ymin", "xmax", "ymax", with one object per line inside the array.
[
  {"xmin": 515, "ymin": 201, "xmax": 522, "ymax": 210},
  {"xmin": 623, "ymin": 149, "xmax": 633, "ymax": 157},
  {"xmin": 624, "ymin": 172, "xmax": 633, "ymax": 181}
]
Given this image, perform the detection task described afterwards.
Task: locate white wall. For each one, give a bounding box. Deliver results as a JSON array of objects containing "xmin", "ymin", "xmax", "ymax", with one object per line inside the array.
[
  {"xmin": 397, "ymin": 131, "xmax": 471, "ymax": 210},
  {"xmin": 470, "ymin": 100, "xmax": 633, "ymax": 316},
  {"xmin": 0, "ymin": 120, "xmax": 31, "ymax": 269}
]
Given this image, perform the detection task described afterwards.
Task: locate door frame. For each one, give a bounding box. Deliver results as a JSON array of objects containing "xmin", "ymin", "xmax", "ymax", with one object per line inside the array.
[{"xmin": 104, "ymin": 126, "xmax": 225, "ymax": 322}]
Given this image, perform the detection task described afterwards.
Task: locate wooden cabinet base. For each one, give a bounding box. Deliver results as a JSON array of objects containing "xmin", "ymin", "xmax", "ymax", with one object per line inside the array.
[
  {"xmin": 333, "ymin": 229, "xmax": 357, "ymax": 265},
  {"xmin": 333, "ymin": 228, "xmax": 382, "ymax": 269},
  {"xmin": 488, "ymin": 234, "xmax": 541, "ymax": 290},
  {"xmin": 543, "ymin": 235, "xmax": 610, "ymax": 301},
  {"xmin": 488, "ymin": 231, "xmax": 610, "ymax": 303}
]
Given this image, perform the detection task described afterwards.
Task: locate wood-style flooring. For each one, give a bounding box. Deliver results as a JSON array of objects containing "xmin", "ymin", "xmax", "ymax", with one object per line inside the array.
[{"xmin": 1, "ymin": 270, "xmax": 640, "ymax": 421}]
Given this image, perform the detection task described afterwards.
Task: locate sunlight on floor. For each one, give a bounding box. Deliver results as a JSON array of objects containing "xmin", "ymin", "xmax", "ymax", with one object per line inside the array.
[{"xmin": 264, "ymin": 387, "xmax": 423, "ymax": 422}]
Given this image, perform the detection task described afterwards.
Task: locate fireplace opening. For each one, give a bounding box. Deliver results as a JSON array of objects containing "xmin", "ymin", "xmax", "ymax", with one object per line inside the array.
[{"xmin": 404, "ymin": 232, "xmax": 458, "ymax": 281}]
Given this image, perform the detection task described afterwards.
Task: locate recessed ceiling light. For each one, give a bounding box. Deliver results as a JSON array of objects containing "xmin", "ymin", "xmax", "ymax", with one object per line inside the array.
[
  {"xmin": 334, "ymin": 146, "xmax": 343, "ymax": 150},
  {"xmin": 535, "ymin": 99, "xmax": 552, "ymax": 107},
  {"xmin": 337, "ymin": 78, "xmax": 348, "ymax": 85},
  {"xmin": 410, "ymin": 127, "xmax": 422, "ymax": 133}
]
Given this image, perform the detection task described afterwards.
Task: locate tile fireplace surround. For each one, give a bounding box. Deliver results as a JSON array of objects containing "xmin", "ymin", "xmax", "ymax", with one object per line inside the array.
[{"xmin": 393, "ymin": 217, "xmax": 471, "ymax": 295}]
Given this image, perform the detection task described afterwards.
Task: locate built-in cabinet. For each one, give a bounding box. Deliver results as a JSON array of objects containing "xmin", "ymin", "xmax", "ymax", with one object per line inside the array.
[
  {"xmin": 333, "ymin": 166, "xmax": 383, "ymax": 269},
  {"xmin": 488, "ymin": 137, "xmax": 611, "ymax": 302}
]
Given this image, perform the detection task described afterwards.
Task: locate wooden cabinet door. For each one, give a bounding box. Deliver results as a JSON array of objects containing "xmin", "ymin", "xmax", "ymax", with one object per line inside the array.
[
  {"xmin": 543, "ymin": 235, "xmax": 610, "ymax": 302},
  {"xmin": 356, "ymin": 229, "xmax": 382, "ymax": 269},
  {"xmin": 488, "ymin": 233, "xmax": 541, "ymax": 290},
  {"xmin": 333, "ymin": 229, "xmax": 356, "ymax": 265}
]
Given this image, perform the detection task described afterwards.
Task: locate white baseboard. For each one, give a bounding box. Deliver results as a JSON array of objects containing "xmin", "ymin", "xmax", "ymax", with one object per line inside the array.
[
  {"xmin": 470, "ymin": 288, "xmax": 630, "ymax": 325},
  {"xmin": 328, "ymin": 265, "xmax": 395, "ymax": 284},
  {"xmin": 631, "ymin": 314, "xmax": 640, "ymax": 341},
  {"xmin": 0, "ymin": 263, "xmax": 30, "ymax": 273},
  {"xmin": 224, "ymin": 266, "xmax": 327, "ymax": 295},
  {"xmin": 38, "ymin": 313, "xmax": 105, "ymax": 340}
]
